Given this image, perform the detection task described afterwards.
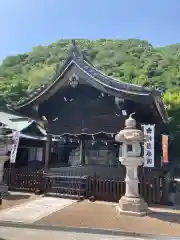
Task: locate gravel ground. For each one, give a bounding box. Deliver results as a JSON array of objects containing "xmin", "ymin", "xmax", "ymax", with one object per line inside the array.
[{"xmin": 36, "ymin": 200, "xmax": 180, "ymax": 237}]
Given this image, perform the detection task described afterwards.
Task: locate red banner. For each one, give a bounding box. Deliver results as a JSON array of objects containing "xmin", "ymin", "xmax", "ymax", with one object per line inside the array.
[{"xmin": 162, "ymin": 135, "xmax": 168, "ymax": 163}]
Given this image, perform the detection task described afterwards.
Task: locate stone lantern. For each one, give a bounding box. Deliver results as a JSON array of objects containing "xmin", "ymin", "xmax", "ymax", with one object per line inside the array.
[
  {"xmin": 115, "ymin": 113, "xmax": 148, "ymax": 216},
  {"xmin": 0, "ymin": 126, "xmax": 9, "ymax": 204}
]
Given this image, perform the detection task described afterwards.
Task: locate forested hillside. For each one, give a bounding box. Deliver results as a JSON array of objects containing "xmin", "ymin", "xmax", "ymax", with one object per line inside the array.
[{"xmin": 0, "ymin": 38, "xmax": 180, "ymax": 156}]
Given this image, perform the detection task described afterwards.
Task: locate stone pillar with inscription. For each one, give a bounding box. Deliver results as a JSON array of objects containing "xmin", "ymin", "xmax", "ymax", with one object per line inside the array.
[
  {"xmin": 115, "ymin": 113, "xmax": 148, "ymax": 216},
  {"xmin": 0, "ymin": 127, "xmax": 10, "ymax": 204}
]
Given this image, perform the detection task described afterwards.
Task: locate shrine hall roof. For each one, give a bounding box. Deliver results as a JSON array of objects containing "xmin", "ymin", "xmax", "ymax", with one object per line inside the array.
[{"xmin": 7, "ymin": 40, "xmax": 168, "ymax": 123}]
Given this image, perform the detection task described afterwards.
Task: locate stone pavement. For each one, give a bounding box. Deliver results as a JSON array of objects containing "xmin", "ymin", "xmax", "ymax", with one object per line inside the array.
[
  {"xmin": 0, "ymin": 226, "xmax": 156, "ymax": 240},
  {"xmin": 1, "ymin": 226, "xmax": 180, "ymax": 240},
  {"xmin": 0, "ymin": 197, "xmax": 76, "ymax": 223}
]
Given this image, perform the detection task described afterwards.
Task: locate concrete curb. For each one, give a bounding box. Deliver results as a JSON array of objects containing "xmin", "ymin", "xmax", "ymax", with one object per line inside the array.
[{"xmin": 0, "ymin": 221, "xmax": 172, "ymax": 239}]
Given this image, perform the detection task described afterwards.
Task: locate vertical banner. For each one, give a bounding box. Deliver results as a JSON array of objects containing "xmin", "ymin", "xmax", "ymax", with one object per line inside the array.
[
  {"xmin": 10, "ymin": 131, "xmax": 20, "ymax": 163},
  {"xmin": 143, "ymin": 124, "xmax": 155, "ymax": 167},
  {"xmin": 162, "ymin": 135, "xmax": 168, "ymax": 163}
]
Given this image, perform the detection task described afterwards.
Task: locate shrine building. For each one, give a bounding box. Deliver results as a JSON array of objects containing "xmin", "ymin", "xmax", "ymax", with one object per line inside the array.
[{"xmin": 7, "ymin": 40, "xmax": 168, "ymax": 179}]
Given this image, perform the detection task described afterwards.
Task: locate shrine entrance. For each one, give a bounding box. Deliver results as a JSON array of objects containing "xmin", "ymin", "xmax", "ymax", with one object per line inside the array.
[{"xmin": 49, "ymin": 134, "xmax": 120, "ymax": 170}]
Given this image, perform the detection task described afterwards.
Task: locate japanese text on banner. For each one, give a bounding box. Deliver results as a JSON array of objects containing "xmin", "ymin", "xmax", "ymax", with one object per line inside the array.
[
  {"xmin": 143, "ymin": 125, "xmax": 155, "ymax": 168},
  {"xmin": 10, "ymin": 131, "xmax": 20, "ymax": 163}
]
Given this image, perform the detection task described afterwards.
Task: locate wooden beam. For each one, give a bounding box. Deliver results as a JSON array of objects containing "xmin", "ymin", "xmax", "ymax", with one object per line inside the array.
[
  {"xmin": 44, "ymin": 134, "xmax": 52, "ymax": 171},
  {"xmin": 80, "ymin": 139, "xmax": 86, "ymax": 165}
]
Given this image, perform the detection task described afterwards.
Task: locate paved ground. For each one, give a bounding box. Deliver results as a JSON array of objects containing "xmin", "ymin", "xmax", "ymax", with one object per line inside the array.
[
  {"xmin": 1, "ymin": 192, "xmax": 180, "ymax": 237},
  {"xmin": 0, "ymin": 197, "xmax": 76, "ymax": 223},
  {"xmin": 36, "ymin": 200, "xmax": 180, "ymax": 237},
  {"xmin": 0, "ymin": 191, "xmax": 38, "ymax": 210},
  {"xmin": 0, "ymin": 226, "xmax": 160, "ymax": 240}
]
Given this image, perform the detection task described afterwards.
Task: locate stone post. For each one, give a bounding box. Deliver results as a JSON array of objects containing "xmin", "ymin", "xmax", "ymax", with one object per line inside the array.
[
  {"xmin": 115, "ymin": 113, "xmax": 148, "ymax": 216},
  {"xmin": 0, "ymin": 156, "xmax": 8, "ymax": 182},
  {"xmin": 0, "ymin": 155, "xmax": 9, "ymax": 205}
]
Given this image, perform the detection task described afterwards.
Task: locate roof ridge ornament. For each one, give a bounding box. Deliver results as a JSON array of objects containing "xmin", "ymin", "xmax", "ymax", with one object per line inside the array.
[
  {"xmin": 69, "ymin": 73, "xmax": 79, "ymax": 88},
  {"xmin": 72, "ymin": 39, "xmax": 76, "ymax": 47},
  {"xmin": 71, "ymin": 39, "xmax": 93, "ymax": 65},
  {"xmin": 71, "ymin": 39, "xmax": 83, "ymax": 60}
]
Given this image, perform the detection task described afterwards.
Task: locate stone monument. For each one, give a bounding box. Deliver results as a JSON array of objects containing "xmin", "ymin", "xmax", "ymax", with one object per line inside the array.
[
  {"xmin": 0, "ymin": 126, "xmax": 9, "ymax": 205},
  {"xmin": 115, "ymin": 113, "xmax": 148, "ymax": 216}
]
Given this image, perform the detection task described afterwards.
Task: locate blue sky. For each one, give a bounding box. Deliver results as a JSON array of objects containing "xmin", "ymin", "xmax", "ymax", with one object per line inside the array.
[{"xmin": 0, "ymin": 0, "xmax": 180, "ymax": 61}]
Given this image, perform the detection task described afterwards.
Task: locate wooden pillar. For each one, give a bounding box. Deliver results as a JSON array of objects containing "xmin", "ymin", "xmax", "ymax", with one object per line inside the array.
[
  {"xmin": 44, "ymin": 134, "xmax": 52, "ymax": 172},
  {"xmin": 80, "ymin": 139, "xmax": 86, "ymax": 165}
]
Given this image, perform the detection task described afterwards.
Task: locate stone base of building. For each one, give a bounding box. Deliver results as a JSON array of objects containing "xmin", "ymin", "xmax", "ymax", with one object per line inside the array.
[{"xmin": 116, "ymin": 195, "xmax": 149, "ymax": 217}]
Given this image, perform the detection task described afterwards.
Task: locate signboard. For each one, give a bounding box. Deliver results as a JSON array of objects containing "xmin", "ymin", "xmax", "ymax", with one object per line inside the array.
[
  {"xmin": 162, "ymin": 135, "xmax": 168, "ymax": 163},
  {"xmin": 10, "ymin": 131, "xmax": 20, "ymax": 163},
  {"xmin": 143, "ymin": 125, "xmax": 155, "ymax": 167}
]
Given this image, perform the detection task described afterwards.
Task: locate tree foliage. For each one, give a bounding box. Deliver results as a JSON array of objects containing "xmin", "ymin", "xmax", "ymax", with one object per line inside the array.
[{"xmin": 0, "ymin": 38, "xmax": 180, "ymax": 156}]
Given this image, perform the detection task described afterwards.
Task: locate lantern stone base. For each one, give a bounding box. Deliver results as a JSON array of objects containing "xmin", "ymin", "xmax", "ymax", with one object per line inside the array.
[{"xmin": 116, "ymin": 195, "xmax": 149, "ymax": 217}]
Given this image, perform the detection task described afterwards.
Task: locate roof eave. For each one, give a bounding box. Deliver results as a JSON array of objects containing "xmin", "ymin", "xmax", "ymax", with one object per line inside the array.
[
  {"xmin": 7, "ymin": 44, "xmax": 79, "ymax": 110},
  {"xmin": 154, "ymin": 96, "xmax": 169, "ymax": 124},
  {"xmin": 10, "ymin": 58, "xmax": 160, "ymax": 110},
  {"xmin": 8, "ymin": 43, "xmax": 164, "ymax": 112}
]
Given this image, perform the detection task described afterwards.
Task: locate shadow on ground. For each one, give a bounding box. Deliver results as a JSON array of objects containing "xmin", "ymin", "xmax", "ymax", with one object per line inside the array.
[
  {"xmin": 149, "ymin": 207, "xmax": 180, "ymax": 224},
  {"xmin": 3, "ymin": 193, "xmax": 31, "ymax": 201}
]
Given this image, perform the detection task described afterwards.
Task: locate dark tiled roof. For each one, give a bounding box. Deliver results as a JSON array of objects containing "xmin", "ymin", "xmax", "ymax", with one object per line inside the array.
[
  {"xmin": 75, "ymin": 58, "xmax": 157, "ymax": 96},
  {"xmin": 7, "ymin": 40, "xmax": 168, "ymax": 123}
]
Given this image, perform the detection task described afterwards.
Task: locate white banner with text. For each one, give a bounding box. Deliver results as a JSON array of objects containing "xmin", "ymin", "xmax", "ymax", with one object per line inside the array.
[
  {"xmin": 10, "ymin": 131, "xmax": 20, "ymax": 163},
  {"xmin": 143, "ymin": 124, "xmax": 155, "ymax": 167}
]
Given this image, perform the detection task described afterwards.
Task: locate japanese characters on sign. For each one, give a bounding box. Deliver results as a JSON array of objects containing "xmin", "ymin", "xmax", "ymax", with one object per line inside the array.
[
  {"xmin": 143, "ymin": 125, "xmax": 155, "ymax": 167},
  {"xmin": 10, "ymin": 131, "xmax": 20, "ymax": 163}
]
